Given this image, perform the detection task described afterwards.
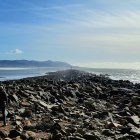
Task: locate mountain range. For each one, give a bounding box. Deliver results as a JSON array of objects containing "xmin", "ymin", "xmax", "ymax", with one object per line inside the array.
[{"xmin": 0, "ymin": 60, "xmax": 72, "ymax": 67}]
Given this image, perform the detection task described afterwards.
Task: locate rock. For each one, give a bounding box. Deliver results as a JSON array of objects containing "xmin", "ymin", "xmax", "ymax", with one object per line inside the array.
[
  {"xmin": 12, "ymin": 120, "xmax": 22, "ymax": 126},
  {"xmin": 68, "ymin": 136, "xmax": 86, "ymax": 140},
  {"xmin": 25, "ymin": 131, "xmax": 36, "ymax": 139},
  {"xmin": 18, "ymin": 108, "xmax": 25, "ymax": 114},
  {"xmin": 23, "ymin": 120, "xmax": 32, "ymax": 127},
  {"xmin": 50, "ymin": 123, "xmax": 62, "ymax": 132},
  {"xmin": 117, "ymin": 118, "xmax": 128, "ymax": 126},
  {"xmin": 72, "ymin": 83, "xmax": 80, "ymax": 89},
  {"xmin": 18, "ymin": 90, "xmax": 29, "ymax": 98},
  {"xmin": 75, "ymin": 91, "xmax": 84, "ymax": 99},
  {"xmin": 102, "ymin": 129, "xmax": 115, "ymax": 136},
  {"xmin": 132, "ymin": 96, "xmax": 140, "ymax": 105},
  {"xmin": 0, "ymin": 130, "xmax": 8, "ymax": 138},
  {"xmin": 74, "ymin": 133, "xmax": 83, "ymax": 138},
  {"xmin": 35, "ymin": 118, "xmax": 55, "ymax": 131},
  {"xmin": 7, "ymin": 110, "xmax": 15, "ymax": 118},
  {"xmin": 24, "ymin": 90, "xmax": 37, "ymax": 96},
  {"xmin": 115, "ymin": 134, "xmax": 134, "ymax": 140},
  {"xmin": 119, "ymin": 127, "xmax": 131, "ymax": 134},
  {"xmin": 15, "ymin": 115, "xmax": 23, "ymax": 120},
  {"xmin": 38, "ymin": 100, "xmax": 48, "ymax": 108},
  {"xmin": 126, "ymin": 116, "xmax": 140, "ymax": 127},
  {"xmin": 13, "ymin": 94, "xmax": 19, "ymax": 101},
  {"xmin": 4, "ymin": 138, "xmax": 12, "ymax": 140},
  {"xmin": 83, "ymin": 133, "xmax": 101, "ymax": 140},
  {"xmin": 66, "ymin": 127, "xmax": 77, "ymax": 134},
  {"xmin": 21, "ymin": 109, "xmax": 32, "ymax": 118},
  {"xmin": 130, "ymin": 116, "xmax": 140, "ymax": 126},
  {"xmin": 76, "ymin": 128, "xmax": 86, "ymax": 135},
  {"xmin": 84, "ymin": 101, "xmax": 95, "ymax": 111},
  {"xmin": 38, "ymin": 100, "xmax": 58, "ymax": 109},
  {"xmin": 51, "ymin": 132, "xmax": 63, "ymax": 140},
  {"xmin": 51, "ymin": 105, "xmax": 65, "ymax": 114},
  {"xmin": 105, "ymin": 122, "xmax": 122, "ymax": 129},
  {"xmin": 8, "ymin": 130, "xmax": 21, "ymax": 138},
  {"xmin": 21, "ymin": 102, "xmax": 31, "ymax": 107},
  {"xmin": 130, "ymin": 127, "xmax": 140, "ymax": 136},
  {"xmin": 15, "ymin": 136, "xmax": 22, "ymax": 140},
  {"xmin": 9, "ymin": 94, "xmax": 18, "ymax": 102}
]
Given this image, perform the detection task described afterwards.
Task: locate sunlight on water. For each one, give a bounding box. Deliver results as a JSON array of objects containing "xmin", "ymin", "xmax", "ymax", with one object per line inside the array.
[
  {"xmin": 77, "ymin": 67, "xmax": 140, "ymax": 84},
  {"xmin": 0, "ymin": 67, "xmax": 69, "ymax": 81},
  {"xmin": 0, "ymin": 67, "xmax": 140, "ymax": 83},
  {"xmin": 0, "ymin": 67, "xmax": 31, "ymax": 70}
]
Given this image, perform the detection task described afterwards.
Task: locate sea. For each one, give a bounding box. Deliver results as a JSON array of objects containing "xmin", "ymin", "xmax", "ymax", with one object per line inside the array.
[{"xmin": 0, "ymin": 67, "xmax": 140, "ymax": 84}]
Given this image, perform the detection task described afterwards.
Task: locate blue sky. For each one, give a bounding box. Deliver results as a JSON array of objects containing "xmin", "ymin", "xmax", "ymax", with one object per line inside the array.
[{"xmin": 0, "ymin": 0, "xmax": 140, "ymax": 69}]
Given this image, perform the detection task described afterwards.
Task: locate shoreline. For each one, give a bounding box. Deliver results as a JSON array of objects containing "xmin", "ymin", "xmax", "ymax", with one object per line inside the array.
[
  {"xmin": 0, "ymin": 67, "xmax": 140, "ymax": 84},
  {"xmin": 0, "ymin": 69, "xmax": 140, "ymax": 139}
]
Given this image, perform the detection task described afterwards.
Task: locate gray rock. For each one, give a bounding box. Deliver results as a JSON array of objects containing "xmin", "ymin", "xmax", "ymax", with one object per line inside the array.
[
  {"xmin": 66, "ymin": 127, "xmax": 77, "ymax": 134},
  {"xmin": 102, "ymin": 129, "xmax": 115, "ymax": 136},
  {"xmin": 25, "ymin": 131, "xmax": 36, "ymax": 140},
  {"xmin": 130, "ymin": 116, "xmax": 140, "ymax": 126},
  {"xmin": 76, "ymin": 128, "xmax": 86, "ymax": 135},
  {"xmin": 0, "ymin": 130, "xmax": 8, "ymax": 138},
  {"xmin": 127, "ymin": 116, "xmax": 140, "ymax": 127},
  {"xmin": 132, "ymin": 96, "xmax": 140, "ymax": 105},
  {"xmin": 24, "ymin": 90, "xmax": 37, "ymax": 96},
  {"xmin": 68, "ymin": 136, "xmax": 86, "ymax": 140},
  {"xmin": 130, "ymin": 127, "xmax": 140, "ymax": 135},
  {"xmin": 12, "ymin": 120, "xmax": 22, "ymax": 126},
  {"xmin": 8, "ymin": 130, "xmax": 21, "ymax": 138},
  {"xmin": 9, "ymin": 94, "xmax": 18, "ymax": 102},
  {"xmin": 38, "ymin": 100, "xmax": 48, "ymax": 108},
  {"xmin": 115, "ymin": 134, "xmax": 134, "ymax": 140},
  {"xmin": 21, "ymin": 109, "xmax": 32, "ymax": 118},
  {"xmin": 18, "ymin": 108, "xmax": 26, "ymax": 114},
  {"xmin": 4, "ymin": 138, "xmax": 13, "ymax": 140},
  {"xmin": 83, "ymin": 133, "xmax": 101, "ymax": 140}
]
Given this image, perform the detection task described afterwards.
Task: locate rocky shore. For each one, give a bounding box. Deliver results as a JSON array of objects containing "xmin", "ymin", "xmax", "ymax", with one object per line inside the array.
[{"xmin": 0, "ymin": 69, "xmax": 140, "ymax": 140}]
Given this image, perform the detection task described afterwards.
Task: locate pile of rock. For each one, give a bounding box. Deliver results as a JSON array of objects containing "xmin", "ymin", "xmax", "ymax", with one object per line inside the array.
[{"xmin": 0, "ymin": 69, "xmax": 139, "ymax": 140}]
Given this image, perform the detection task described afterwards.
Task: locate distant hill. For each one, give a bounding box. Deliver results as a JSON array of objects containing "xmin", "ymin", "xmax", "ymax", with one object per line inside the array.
[{"xmin": 0, "ymin": 60, "xmax": 72, "ymax": 67}]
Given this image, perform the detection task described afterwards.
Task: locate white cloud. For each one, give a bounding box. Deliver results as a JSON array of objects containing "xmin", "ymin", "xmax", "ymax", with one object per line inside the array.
[
  {"xmin": 12, "ymin": 49, "xmax": 23, "ymax": 54},
  {"xmin": 6, "ymin": 49, "xmax": 23, "ymax": 55}
]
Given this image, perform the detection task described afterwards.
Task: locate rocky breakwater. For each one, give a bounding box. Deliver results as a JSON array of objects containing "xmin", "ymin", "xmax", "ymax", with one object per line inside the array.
[{"xmin": 0, "ymin": 69, "xmax": 140, "ymax": 140}]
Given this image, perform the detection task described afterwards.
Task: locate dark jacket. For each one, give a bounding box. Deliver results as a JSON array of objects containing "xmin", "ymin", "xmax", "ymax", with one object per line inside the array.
[{"xmin": 0, "ymin": 89, "xmax": 8, "ymax": 108}]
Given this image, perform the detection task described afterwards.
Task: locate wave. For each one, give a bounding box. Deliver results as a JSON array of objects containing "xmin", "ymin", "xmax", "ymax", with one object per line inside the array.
[{"xmin": 0, "ymin": 67, "xmax": 32, "ymax": 70}]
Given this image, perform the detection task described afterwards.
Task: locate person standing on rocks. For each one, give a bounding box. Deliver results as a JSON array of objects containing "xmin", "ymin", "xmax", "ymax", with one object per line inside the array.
[{"xmin": 0, "ymin": 86, "xmax": 8, "ymax": 126}]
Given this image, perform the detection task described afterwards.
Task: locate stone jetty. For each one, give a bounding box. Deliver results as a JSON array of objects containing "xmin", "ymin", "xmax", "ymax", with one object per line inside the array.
[{"xmin": 0, "ymin": 69, "xmax": 139, "ymax": 140}]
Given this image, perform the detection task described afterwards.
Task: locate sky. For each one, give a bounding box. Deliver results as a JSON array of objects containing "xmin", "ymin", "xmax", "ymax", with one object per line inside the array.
[{"xmin": 0, "ymin": 0, "xmax": 140, "ymax": 69}]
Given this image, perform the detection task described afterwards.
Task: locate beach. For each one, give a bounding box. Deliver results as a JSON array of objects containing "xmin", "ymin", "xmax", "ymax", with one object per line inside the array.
[{"xmin": 0, "ymin": 69, "xmax": 140, "ymax": 139}]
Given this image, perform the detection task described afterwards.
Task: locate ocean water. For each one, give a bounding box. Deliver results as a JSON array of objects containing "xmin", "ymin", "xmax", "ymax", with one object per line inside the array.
[
  {"xmin": 78, "ymin": 67, "xmax": 140, "ymax": 84},
  {"xmin": 0, "ymin": 67, "xmax": 140, "ymax": 84},
  {"xmin": 0, "ymin": 67, "xmax": 69, "ymax": 81}
]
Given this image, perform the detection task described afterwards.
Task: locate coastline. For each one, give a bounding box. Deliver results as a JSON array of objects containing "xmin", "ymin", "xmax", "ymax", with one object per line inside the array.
[
  {"xmin": 1, "ymin": 67, "xmax": 140, "ymax": 84},
  {"xmin": 0, "ymin": 69, "xmax": 140, "ymax": 139}
]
